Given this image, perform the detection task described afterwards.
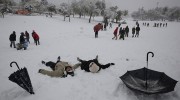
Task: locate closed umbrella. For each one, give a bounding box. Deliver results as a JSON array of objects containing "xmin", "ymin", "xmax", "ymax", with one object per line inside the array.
[{"xmin": 8, "ymin": 61, "xmax": 34, "ymax": 94}]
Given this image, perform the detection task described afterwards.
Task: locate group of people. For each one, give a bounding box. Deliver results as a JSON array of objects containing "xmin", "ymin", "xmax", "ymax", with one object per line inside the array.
[
  {"xmin": 93, "ymin": 22, "xmax": 141, "ymax": 39},
  {"xmin": 142, "ymin": 22, "xmax": 168, "ymax": 28},
  {"xmin": 9, "ymin": 30, "xmax": 40, "ymax": 50},
  {"xmin": 153, "ymin": 22, "xmax": 167, "ymax": 27},
  {"xmin": 112, "ymin": 24, "xmax": 140, "ymax": 40},
  {"xmin": 39, "ymin": 56, "xmax": 115, "ymax": 77}
]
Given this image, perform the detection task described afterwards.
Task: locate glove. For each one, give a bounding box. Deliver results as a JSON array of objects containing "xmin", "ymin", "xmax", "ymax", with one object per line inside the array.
[
  {"xmin": 38, "ymin": 69, "xmax": 43, "ymax": 73},
  {"xmin": 57, "ymin": 56, "xmax": 61, "ymax": 61},
  {"xmin": 42, "ymin": 61, "xmax": 46, "ymax": 64},
  {"xmin": 110, "ymin": 63, "xmax": 115, "ymax": 65}
]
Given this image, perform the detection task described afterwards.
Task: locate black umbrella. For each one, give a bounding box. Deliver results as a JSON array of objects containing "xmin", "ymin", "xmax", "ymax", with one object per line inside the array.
[
  {"xmin": 8, "ymin": 61, "xmax": 35, "ymax": 94},
  {"xmin": 120, "ymin": 52, "xmax": 178, "ymax": 94}
]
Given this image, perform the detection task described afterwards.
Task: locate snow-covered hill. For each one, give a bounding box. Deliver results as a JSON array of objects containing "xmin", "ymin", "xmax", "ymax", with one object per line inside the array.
[{"xmin": 0, "ymin": 14, "xmax": 180, "ymax": 100}]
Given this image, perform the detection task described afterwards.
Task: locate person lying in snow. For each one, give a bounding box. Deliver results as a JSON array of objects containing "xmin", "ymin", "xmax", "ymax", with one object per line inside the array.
[
  {"xmin": 77, "ymin": 55, "xmax": 115, "ymax": 73},
  {"xmin": 38, "ymin": 56, "xmax": 81, "ymax": 77}
]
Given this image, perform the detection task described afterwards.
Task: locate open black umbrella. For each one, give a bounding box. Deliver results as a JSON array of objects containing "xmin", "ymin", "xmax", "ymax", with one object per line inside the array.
[
  {"xmin": 8, "ymin": 61, "xmax": 35, "ymax": 94},
  {"xmin": 120, "ymin": 52, "xmax": 178, "ymax": 94}
]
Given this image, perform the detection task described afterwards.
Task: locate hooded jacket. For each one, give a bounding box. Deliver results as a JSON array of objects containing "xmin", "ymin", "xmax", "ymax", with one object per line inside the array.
[
  {"xmin": 9, "ymin": 33, "xmax": 16, "ymax": 41},
  {"xmin": 39, "ymin": 61, "xmax": 80, "ymax": 77}
]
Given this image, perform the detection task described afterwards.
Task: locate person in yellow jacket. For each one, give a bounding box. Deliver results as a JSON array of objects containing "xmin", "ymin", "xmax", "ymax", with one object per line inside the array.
[{"xmin": 38, "ymin": 56, "xmax": 81, "ymax": 77}]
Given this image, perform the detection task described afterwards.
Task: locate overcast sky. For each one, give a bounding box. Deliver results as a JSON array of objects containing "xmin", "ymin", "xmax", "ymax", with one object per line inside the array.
[{"xmin": 46, "ymin": 0, "xmax": 180, "ymax": 12}]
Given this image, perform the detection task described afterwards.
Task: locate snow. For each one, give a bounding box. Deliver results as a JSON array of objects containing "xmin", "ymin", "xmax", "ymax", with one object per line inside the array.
[{"xmin": 0, "ymin": 14, "xmax": 180, "ymax": 100}]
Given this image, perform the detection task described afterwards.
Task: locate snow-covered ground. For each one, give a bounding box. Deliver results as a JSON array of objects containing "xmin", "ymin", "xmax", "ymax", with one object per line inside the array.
[{"xmin": 0, "ymin": 14, "xmax": 180, "ymax": 100}]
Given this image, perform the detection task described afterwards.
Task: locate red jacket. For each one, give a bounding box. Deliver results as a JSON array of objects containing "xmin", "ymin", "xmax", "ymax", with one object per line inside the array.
[
  {"xmin": 113, "ymin": 27, "xmax": 118, "ymax": 35},
  {"xmin": 33, "ymin": 33, "xmax": 39, "ymax": 40},
  {"xmin": 94, "ymin": 24, "xmax": 102, "ymax": 32}
]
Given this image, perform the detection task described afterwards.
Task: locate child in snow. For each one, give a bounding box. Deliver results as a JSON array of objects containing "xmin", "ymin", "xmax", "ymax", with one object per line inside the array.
[
  {"xmin": 77, "ymin": 55, "xmax": 115, "ymax": 73},
  {"xmin": 39, "ymin": 56, "xmax": 81, "ymax": 77}
]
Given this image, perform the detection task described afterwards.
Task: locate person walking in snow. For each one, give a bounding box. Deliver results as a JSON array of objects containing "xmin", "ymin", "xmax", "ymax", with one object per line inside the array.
[
  {"xmin": 119, "ymin": 28, "xmax": 125, "ymax": 40},
  {"xmin": 9, "ymin": 31, "xmax": 16, "ymax": 48},
  {"xmin": 25, "ymin": 31, "xmax": 30, "ymax": 43},
  {"xmin": 93, "ymin": 23, "xmax": 102, "ymax": 38},
  {"xmin": 125, "ymin": 26, "xmax": 129, "ymax": 37},
  {"xmin": 109, "ymin": 22, "xmax": 112, "ymax": 28},
  {"xmin": 39, "ymin": 56, "xmax": 81, "ymax": 77},
  {"xmin": 104, "ymin": 23, "xmax": 107, "ymax": 31},
  {"xmin": 135, "ymin": 25, "xmax": 140, "ymax": 37},
  {"xmin": 77, "ymin": 55, "xmax": 115, "ymax": 73},
  {"xmin": 112, "ymin": 27, "xmax": 118, "ymax": 40},
  {"xmin": 132, "ymin": 27, "xmax": 136, "ymax": 38},
  {"xmin": 32, "ymin": 30, "xmax": 40, "ymax": 45}
]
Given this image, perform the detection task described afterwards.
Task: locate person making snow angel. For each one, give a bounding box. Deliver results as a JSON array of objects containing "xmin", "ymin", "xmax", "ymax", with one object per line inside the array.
[
  {"xmin": 38, "ymin": 56, "xmax": 81, "ymax": 77},
  {"xmin": 77, "ymin": 55, "xmax": 115, "ymax": 73}
]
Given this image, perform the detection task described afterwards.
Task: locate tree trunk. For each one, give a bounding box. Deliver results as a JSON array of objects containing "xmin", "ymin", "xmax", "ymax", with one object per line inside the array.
[
  {"xmin": 69, "ymin": 15, "xmax": 70, "ymax": 22},
  {"xmin": 89, "ymin": 12, "xmax": 92, "ymax": 23},
  {"xmin": 64, "ymin": 15, "xmax": 66, "ymax": 21}
]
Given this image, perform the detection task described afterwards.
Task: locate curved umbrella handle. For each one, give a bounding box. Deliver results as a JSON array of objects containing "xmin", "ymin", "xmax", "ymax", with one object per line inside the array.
[
  {"xmin": 146, "ymin": 52, "xmax": 154, "ymax": 68},
  {"xmin": 10, "ymin": 61, "xmax": 20, "ymax": 70}
]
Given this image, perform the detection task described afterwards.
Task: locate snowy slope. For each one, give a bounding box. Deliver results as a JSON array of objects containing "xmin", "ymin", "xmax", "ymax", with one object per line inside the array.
[{"xmin": 0, "ymin": 14, "xmax": 180, "ymax": 100}]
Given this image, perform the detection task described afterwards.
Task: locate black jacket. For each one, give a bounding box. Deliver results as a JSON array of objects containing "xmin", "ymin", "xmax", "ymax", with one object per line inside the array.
[
  {"xmin": 20, "ymin": 34, "xmax": 25, "ymax": 44},
  {"xmin": 136, "ymin": 26, "xmax": 140, "ymax": 32},
  {"xmin": 9, "ymin": 33, "xmax": 16, "ymax": 41}
]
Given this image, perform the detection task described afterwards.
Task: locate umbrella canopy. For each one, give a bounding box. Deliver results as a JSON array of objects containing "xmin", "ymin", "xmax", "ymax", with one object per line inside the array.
[
  {"xmin": 8, "ymin": 61, "xmax": 35, "ymax": 94},
  {"xmin": 120, "ymin": 52, "xmax": 178, "ymax": 94},
  {"xmin": 120, "ymin": 67, "xmax": 178, "ymax": 94}
]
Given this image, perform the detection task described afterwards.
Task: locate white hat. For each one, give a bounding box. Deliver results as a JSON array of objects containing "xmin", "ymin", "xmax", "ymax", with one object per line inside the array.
[{"xmin": 89, "ymin": 62, "xmax": 100, "ymax": 73}]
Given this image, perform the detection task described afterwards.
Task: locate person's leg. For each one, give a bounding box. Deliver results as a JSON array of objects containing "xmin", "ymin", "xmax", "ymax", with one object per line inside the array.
[
  {"xmin": 13, "ymin": 41, "xmax": 16, "ymax": 48},
  {"xmin": 42, "ymin": 61, "xmax": 56, "ymax": 71},
  {"xmin": 35, "ymin": 40, "xmax": 37, "ymax": 45},
  {"xmin": 10, "ymin": 42, "xmax": 12, "ymax": 47},
  {"xmin": 95, "ymin": 31, "xmax": 98, "ymax": 38},
  {"xmin": 37, "ymin": 39, "xmax": 40, "ymax": 45}
]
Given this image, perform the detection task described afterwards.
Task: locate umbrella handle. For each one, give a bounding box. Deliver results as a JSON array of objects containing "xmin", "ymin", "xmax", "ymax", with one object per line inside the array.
[
  {"xmin": 147, "ymin": 52, "xmax": 154, "ymax": 61},
  {"xmin": 146, "ymin": 52, "xmax": 154, "ymax": 68},
  {"xmin": 10, "ymin": 61, "xmax": 20, "ymax": 70}
]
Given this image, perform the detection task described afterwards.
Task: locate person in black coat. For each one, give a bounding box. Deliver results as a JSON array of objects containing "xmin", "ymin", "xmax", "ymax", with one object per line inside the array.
[
  {"xmin": 9, "ymin": 31, "xmax": 16, "ymax": 48},
  {"xmin": 20, "ymin": 32, "xmax": 25, "ymax": 44},
  {"xmin": 132, "ymin": 27, "xmax": 135, "ymax": 38},
  {"xmin": 119, "ymin": 28, "xmax": 125, "ymax": 40},
  {"xmin": 135, "ymin": 25, "xmax": 140, "ymax": 37},
  {"xmin": 125, "ymin": 26, "xmax": 129, "ymax": 37},
  {"xmin": 77, "ymin": 55, "xmax": 114, "ymax": 73}
]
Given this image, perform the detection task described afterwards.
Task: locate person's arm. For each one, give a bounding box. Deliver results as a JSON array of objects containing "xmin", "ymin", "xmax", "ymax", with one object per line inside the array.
[{"xmin": 73, "ymin": 63, "xmax": 81, "ymax": 69}]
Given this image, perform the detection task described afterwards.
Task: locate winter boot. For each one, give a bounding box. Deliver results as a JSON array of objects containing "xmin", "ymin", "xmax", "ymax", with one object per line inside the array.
[{"xmin": 42, "ymin": 61, "xmax": 46, "ymax": 65}]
